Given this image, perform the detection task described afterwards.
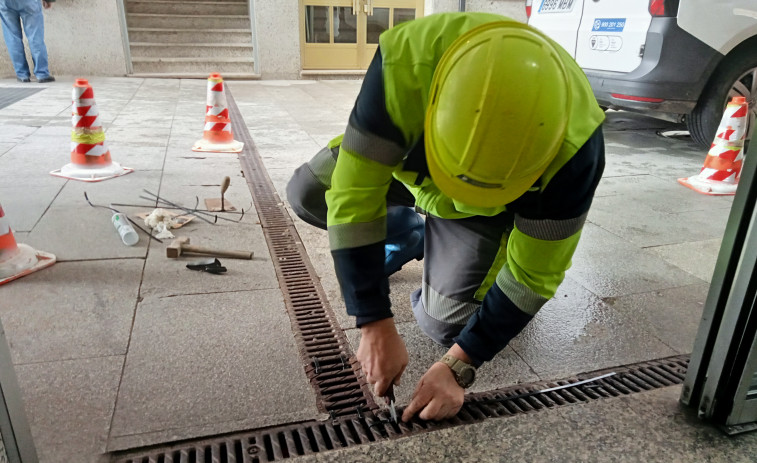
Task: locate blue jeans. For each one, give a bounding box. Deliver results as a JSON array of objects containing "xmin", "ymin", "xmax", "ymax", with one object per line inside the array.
[{"xmin": 0, "ymin": 0, "xmax": 50, "ymax": 80}]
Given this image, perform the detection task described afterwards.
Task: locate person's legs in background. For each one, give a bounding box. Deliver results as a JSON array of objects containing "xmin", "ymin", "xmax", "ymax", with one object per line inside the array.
[
  {"xmin": 18, "ymin": 0, "xmax": 52, "ymax": 81},
  {"xmin": 0, "ymin": 1, "xmax": 31, "ymax": 82}
]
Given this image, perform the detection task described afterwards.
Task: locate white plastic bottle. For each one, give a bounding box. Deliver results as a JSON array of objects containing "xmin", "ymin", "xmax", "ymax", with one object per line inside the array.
[{"xmin": 111, "ymin": 212, "xmax": 139, "ymax": 246}]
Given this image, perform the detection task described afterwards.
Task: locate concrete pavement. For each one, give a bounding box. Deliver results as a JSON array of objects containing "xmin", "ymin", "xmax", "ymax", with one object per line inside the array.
[{"xmin": 0, "ymin": 77, "xmax": 751, "ymax": 462}]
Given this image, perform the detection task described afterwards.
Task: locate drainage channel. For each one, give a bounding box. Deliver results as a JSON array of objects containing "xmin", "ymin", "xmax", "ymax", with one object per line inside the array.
[
  {"xmin": 223, "ymin": 88, "xmax": 376, "ymax": 417},
  {"xmin": 112, "ymin": 355, "xmax": 690, "ymax": 462}
]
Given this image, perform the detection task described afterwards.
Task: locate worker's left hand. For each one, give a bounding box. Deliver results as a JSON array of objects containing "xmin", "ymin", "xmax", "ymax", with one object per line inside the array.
[
  {"xmin": 42, "ymin": 1, "xmax": 51, "ymax": 9},
  {"xmin": 401, "ymin": 361, "xmax": 464, "ymax": 422}
]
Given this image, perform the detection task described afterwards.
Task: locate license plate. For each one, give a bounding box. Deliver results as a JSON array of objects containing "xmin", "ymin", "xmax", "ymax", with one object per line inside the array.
[{"xmin": 538, "ymin": 0, "xmax": 578, "ymax": 13}]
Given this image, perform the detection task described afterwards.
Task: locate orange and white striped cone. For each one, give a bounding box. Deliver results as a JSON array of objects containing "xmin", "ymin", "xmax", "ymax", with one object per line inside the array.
[
  {"xmin": 0, "ymin": 203, "xmax": 55, "ymax": 286},
  {"xmin": 678, "ymin": 96, "xmax": 748, "ymax": 195},
  {"xmin": 50, "ymin": 78, "xmax": 133, "ymax": 182},
  {"xmin": 192, "ymin": 73, "xmax": 243, "ymax": 153}
]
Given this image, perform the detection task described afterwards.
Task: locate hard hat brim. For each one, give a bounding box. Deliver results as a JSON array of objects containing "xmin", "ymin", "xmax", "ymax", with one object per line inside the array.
[{"xmin": 426, "ymin": 144, "xmax": 543, "ymax": 208}]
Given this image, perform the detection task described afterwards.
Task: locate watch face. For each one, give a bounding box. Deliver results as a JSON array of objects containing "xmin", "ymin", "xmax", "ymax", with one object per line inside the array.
[{"xmin": 460, "ymin": 367, "xmax": 475, "ymax": 386}]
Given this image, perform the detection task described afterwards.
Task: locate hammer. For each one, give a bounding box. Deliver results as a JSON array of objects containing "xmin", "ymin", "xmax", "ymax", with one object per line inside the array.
[{"xmin": 166, "ymin": 237, "xmax": 253, "ymax": 259}]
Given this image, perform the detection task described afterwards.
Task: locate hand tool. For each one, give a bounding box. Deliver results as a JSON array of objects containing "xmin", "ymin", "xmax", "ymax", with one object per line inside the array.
[
  {"xmin": 186, "ymin": 258, "xmax": 227, "ymax": 274},
  {"xmin": 385, "ymin": 385, "xmax": 398, "ymax": 424},
  {"xmin": 205, "ymin": 176, "xmax": 237, "ymax": 212},
  {"xmin": 166, "ymin": 237, "xmax": 253, "ymax": 259}
]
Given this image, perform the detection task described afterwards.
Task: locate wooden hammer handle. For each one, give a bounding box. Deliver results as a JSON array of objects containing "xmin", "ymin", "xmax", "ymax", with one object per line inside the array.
[{"xmin": 182, "ymin": 244, "xmax": 253, "ymax": 260}]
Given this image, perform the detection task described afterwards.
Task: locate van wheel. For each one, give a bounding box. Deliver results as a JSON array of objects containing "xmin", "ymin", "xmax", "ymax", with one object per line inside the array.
[{"xmin": 687, "ymin": 47, "xmax": 757, "ymax": 148}]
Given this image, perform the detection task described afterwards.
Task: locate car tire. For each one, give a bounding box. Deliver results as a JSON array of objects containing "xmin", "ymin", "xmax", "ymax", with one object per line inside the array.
[{"xmin": 687, "ymin": 46, "xmax": 757, "ymax": 148}]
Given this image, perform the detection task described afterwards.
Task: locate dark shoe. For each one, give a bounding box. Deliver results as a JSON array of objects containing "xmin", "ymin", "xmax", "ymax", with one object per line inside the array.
[
  {"xmin": 16, "ymin": 77, "xmax": 30, "ymax": 83},
  {"xmin": 37, "ymin": 76, "xmax": 55, "ymax": 83}
]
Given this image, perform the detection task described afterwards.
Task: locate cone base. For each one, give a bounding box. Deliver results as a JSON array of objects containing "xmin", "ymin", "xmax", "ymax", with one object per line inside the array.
[
  {"xmin": 50, "ymin": 161, "xmax": 134, "ymax": 182},
  {"xmin": 678, "ymin": 176, "xmax": 738, "ymax": 196},
  {"xmin": 0, "ymin": 244, "xmax": 56, "ymax": 286},
  {"xmin": 192, "ymin": 138, "xmax": 244, "ymax": 153}
]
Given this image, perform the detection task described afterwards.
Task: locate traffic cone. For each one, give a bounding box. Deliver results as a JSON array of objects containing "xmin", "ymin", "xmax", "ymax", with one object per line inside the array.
[
  {"xmin": 192, "ymin": 73, "xmax": 243, "ymax": 153},
  {"xmin": 50, "ymin": 79, "xmax": 133, "ymax": 182},
  {"xmin": 678, "ymin": 96, "xmax": 749, "ymax": 195},
  {"xmin": 0, "ymin": 203, "xmax": 55, "ymax": 286}
]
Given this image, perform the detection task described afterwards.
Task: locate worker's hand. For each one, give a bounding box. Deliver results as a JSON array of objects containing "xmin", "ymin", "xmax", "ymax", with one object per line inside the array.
[
  {"xmin": 402, "ymin": 361, "xmax": 464, "ymax": 422},
  {"xmin": 42, "ymin": 1, "xmax": 51, "ymax": 9},
  {"xmin": 356, "ymin": 318, "xmax": 408, "ymax": 398}
]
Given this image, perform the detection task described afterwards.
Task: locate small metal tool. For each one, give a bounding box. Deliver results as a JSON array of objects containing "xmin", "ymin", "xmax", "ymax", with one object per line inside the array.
[{"xmin": 385, "ymin": 385, "xmax": 398, "ymax": 424}]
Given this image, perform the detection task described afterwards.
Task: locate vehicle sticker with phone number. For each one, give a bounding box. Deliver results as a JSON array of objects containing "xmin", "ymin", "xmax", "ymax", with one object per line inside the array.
[{"xmin": 592, "ymin": 18, "xmax": 626, "ymax": 32}]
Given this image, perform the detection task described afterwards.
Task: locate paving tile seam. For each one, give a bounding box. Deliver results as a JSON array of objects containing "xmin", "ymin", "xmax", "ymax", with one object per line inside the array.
[
  {"xmin": 105, "ymin": 77, "xmax": 170, "ymax": 447},
  {"xmin": 12, "ymin": 353, "xmax": 126, "ymax": 367},
  {"xmin": 109, "ymin": 412, "xmax": 318, "ymax": 442},
  {"xmin": 52, "ymin": 256, "xmax": 149, "ymax": 263},
  {"xmin": 22, "ymin": 180, "xmax": 67, "ymax": 233},
  {"xmin": 155, "ymin": 287, "xmax": 281, "ymax": 299}
]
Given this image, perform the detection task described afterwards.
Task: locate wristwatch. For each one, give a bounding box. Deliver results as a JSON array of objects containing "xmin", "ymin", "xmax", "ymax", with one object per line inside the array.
[{"xmin": 439, "ymin": 354, "xmax": 477, "ymax": 388}]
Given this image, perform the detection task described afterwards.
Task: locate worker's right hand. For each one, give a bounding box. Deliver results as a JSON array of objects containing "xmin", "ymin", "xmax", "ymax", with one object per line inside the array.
[
  {"xmin": 42, "ymin": 1, "xmax": 51, "ymax": 9},
  {"xmin": 356, "ymin": 318, "xmax": 408, "ymax": 398}
]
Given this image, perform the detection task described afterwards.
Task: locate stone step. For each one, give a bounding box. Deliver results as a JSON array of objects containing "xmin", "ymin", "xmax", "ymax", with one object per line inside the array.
[
  {"xmin": 128, "ymin": 71, "xmax": 260, "ymax": 80},
  {"xmin": 127, "ymin": 13, "xmax": 250, "ymax": 29},
  {"xmin": 126, "ymin": 0, "xmax": 243, "ymax": 3},
  {"xmin": 126, "ymin": 0, "xmax": 247, "ymax": 16},
  {"xmin": 127, "ymin": 28, "xmax": 251, "ymax": 44},
  {"xmin": 130, "ymin": 42, "xmax": 253, "ymax": 58},
  {"xmin": 131, "ymin": 57, "xmax": 256, "ymax": 74}
]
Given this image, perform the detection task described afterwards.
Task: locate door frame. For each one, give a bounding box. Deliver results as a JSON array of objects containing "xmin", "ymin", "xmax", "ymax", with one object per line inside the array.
[{"xmin": 299, "ymin": 0, "xmax": 424, "ymax": 71}]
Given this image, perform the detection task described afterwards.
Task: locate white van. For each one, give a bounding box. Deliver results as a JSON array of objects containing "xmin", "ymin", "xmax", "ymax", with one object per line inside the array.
[{"xmin": 527, "ymin": 0, "xmax": 757, "ymax": 146}]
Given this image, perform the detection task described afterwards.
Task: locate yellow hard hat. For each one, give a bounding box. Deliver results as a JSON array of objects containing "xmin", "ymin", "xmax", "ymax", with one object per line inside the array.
[{"xmin": 425, "ymin": 21, "xmax": 571, "ymax": 208}]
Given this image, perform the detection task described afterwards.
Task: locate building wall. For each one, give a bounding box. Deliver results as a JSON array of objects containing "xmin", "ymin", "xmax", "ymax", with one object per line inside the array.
[
  {"xmin": 251, "ymin": 0, "xmax": 301, "ymax": 79},
  {"xmin": 426, "ymin": 0, "xmax": 526, "ymax": 20},
  {"xmin": 0, "ymin": 0, "xmax": 128, "ymax": 78}
]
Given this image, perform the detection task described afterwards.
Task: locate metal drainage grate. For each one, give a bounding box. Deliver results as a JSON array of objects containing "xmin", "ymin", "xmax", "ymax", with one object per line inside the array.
[
  {"xmin": 112, "ymin": 355, "xmax": 690, "ymax": 462},
  {"xmin": 0, "ymin": 87, "xmax": 44, "ymax": 110},
  {"xmin": 225, "ymin": 89, "xmax": 375, "ymax": 417}
]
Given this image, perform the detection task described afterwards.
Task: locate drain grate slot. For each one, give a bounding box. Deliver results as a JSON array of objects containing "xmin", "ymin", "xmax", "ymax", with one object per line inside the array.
[{"xmin": 219, "ymin": 89, "xmax": 375, "ymax": 417}]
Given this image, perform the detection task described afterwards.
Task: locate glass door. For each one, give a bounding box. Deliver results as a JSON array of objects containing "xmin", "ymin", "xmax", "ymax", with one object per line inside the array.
[{"xmin": 300, "ymin": 0, "xmax": 423, "ymax": 70}]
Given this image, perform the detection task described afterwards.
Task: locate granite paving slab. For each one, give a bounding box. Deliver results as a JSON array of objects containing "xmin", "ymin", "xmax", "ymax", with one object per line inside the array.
[
  {"xmin": 0, "ymin": 184, "xmax": 63, "ymax": 232},
  {"xmin": 0, "ymin": 145, "xmax": 72, "ymax": 185},
  {"xmin": 16, "ymin": 356, "xmax": 123, "ymax": 463},
  {"xmin": 648, "ymin": 238, "xmax": 722, "ymax": 284},
  {"xmin": 569, "ymin": 223, "xmax": 704, "ymax": 298},
  {"xmin": 0, "ymin": 260, "xmax": 142, "ymax": 364},
  {"xmin": 108, "ymin": 290, "xmax": 320, "ymax": 451},
  {"xmin": 588, "ymin": 194, "xmax": 731, "ymax": 247},
  {"xmin": 605, "ymin": 283, "xmax": 711, "ymax": 354},
  {"xmin": 139, "ymin": 220, "xmax": 277, "ymax": 299},
  {"xmin": 594, "ymin": 174, "xmax": 735, "ymax": 213},
  {"xmin": 509, "ymin": 276, "xmax": 677, "ymax": 379},
  {"xmin": 0, "ymin": 142, "xmax": 14, "ymax": 156}
]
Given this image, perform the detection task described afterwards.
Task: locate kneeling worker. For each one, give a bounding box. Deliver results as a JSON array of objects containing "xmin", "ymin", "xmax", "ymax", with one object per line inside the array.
[{"xmin": 287, "ymin": 12, "xmax": 605, "ymax": 422}]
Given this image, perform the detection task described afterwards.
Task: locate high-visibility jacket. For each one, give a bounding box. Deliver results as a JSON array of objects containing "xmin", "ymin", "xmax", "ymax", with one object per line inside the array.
[{"xmin": 326, "ymin": 12, "xmax": 605, "ymax": 364}]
